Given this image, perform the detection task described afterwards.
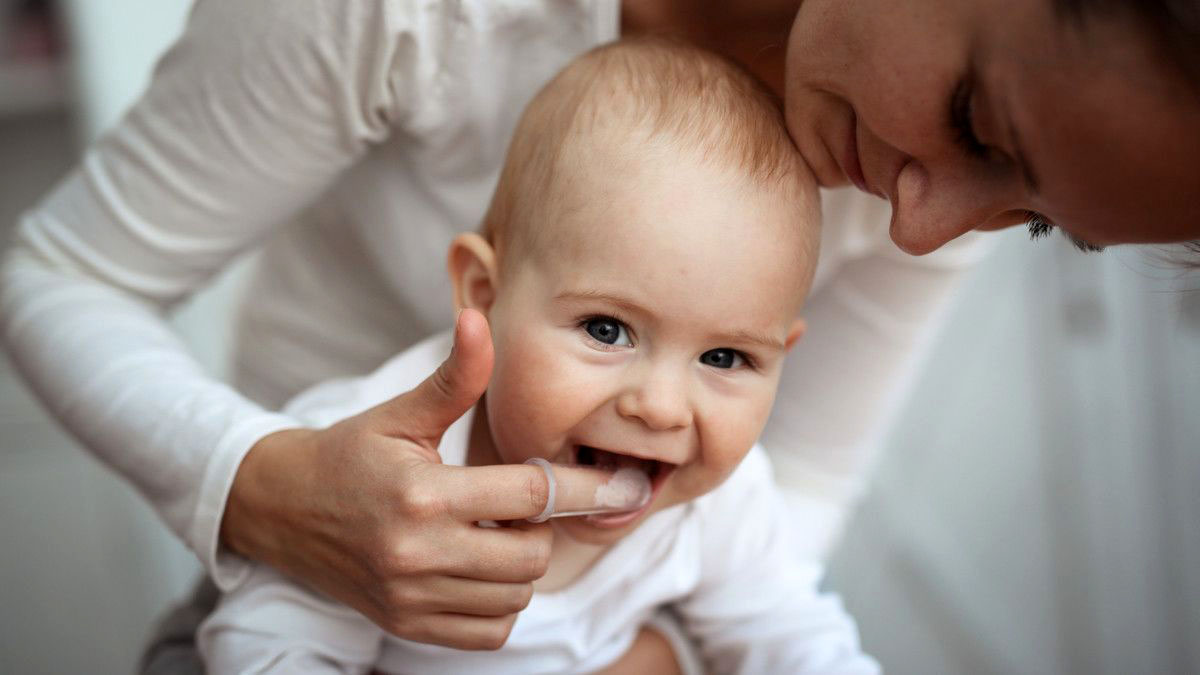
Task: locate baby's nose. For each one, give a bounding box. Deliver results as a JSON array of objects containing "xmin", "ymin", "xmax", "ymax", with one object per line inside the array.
[{"xmin": 615, "ymin": 366, "xmax": 693, "ymax": 431}]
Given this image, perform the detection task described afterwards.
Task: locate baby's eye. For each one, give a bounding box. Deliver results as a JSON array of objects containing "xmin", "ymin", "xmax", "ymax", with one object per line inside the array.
[
  {"xmin": 699, "ymin": 348, "xmax": 744, "ymax": 369},
  {"xmin": 583, "ymin": 317, "xmax": 631, "ymax": 346}
]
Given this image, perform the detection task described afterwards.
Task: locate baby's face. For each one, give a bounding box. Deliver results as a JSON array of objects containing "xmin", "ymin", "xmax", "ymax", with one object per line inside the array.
[{"xmin": 482, "ymin": 148, "xmax": 815, "ymax": 545}]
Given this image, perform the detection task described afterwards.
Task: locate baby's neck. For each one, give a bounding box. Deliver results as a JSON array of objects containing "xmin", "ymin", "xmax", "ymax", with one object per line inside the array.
[
  {"xmin": 535, "ymin": 529, "xmax": 608, "ymax": 593},
  {"xmin": 467, "ymin": 398, "xmax": 610, "ymax": 593}
]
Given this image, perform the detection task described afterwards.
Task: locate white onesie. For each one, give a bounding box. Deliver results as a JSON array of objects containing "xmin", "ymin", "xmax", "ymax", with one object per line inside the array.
[{"xmin": 198, "ymin": 332, "xmax": 879, "ymax": 674}]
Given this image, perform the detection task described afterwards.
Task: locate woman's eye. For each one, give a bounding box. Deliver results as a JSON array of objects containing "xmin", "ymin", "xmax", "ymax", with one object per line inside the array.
[
  {"xmin": 584, "ymin": 317, "xmax": 630, "ymax": 346},
  {"xmin": 700, "ymin": 348, "xmax": 743, "ymax": 369},
  {"xmin": 950, "ymin": 77, "xmax": 990, "ymax": 160}
]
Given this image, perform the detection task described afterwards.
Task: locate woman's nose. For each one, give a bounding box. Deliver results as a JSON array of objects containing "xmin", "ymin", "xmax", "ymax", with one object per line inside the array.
[
  {"xmin": 889, "ymin": 160, "xmax": 1022, "ymax": 255},
  {"xmin": 615, "ymin": 365, "xmax": 693, "ymax": 432}
]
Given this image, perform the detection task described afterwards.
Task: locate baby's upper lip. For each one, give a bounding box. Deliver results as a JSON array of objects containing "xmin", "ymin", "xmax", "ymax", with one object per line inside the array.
[
  {"xmin": 573, "ymin": 442, "xmax": 678, "ymax": 467},
  {"xmin": 570, "ymin": 442, "xmax": 681, "ymax": 498}
]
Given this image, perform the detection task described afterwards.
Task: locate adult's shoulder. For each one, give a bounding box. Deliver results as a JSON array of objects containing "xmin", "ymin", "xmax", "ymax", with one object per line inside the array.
[{"xmin": 181, "ymin": 0, "xmax": 617, "ymax": 138}]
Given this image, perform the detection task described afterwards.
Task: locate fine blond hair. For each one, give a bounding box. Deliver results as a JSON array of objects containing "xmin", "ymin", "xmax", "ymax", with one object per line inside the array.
[{"xmin": 482, "ymin": 38, "xmax": 815, "ymax": 261}]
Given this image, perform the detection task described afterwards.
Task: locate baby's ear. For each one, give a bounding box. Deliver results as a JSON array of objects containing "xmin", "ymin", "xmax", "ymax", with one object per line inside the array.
[
  {"xmin": 784, "ymin": 318, "xmax": 806, "ymax": 352},
  {"xmin": 447, "ymin": 233, "xmax": 499, "ymax": 314}
]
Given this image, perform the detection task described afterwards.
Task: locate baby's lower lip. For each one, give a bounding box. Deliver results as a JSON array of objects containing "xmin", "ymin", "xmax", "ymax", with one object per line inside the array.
[{"xmin": 584, "ymin": 497, "xmax": 651, "ymax": 528}]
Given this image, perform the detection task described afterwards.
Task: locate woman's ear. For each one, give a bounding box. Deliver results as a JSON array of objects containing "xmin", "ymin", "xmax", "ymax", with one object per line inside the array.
[
  {"xmin": 784, "ymin": 318, "xmax": 806, "ymax": 352},
  {"xmin": 447, "ymin": 233, "xmax": 499, "ymax": 314}
]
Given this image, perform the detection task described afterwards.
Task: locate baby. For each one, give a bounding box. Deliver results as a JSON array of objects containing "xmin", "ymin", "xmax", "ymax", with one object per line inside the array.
[{"xmin": 199, "ymin": 39, "xmax": 877, "ymax": 674}]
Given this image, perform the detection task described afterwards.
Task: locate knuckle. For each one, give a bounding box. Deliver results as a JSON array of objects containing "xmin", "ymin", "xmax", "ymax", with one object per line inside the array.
[
  {"xmin": 382, "ymin": 618, "xmax": 406, "ymax": 638},
  {"xmin": 525, "ymin": 468, "xmax": 551, "ymax": 514},
  {"xmin": 525, "ymin": 540, "xmax": 552, "ymax": 578},
  {"xmin": 384, "ymin": 583, "xmax": 422, "ymax": 611},
  {"xmin": 479, "ymin": 617, "xmax": 516, "ymax": 651},
  {"xmin": 380, "ymin": 539, "xmax": 426, "ymax": 577},
  {"xmin": 399, "ymin": 483, "xmax": 445, "ymax": 520},
  {"xmin": 507, "ymin": 584, "xmax": 534, "ymax": 613},
  {"xmin": 429, "ymin": 363, "xmax": 457, "ymax": 403},
  {"xmin": 379, "ymin": 611, "xmax": 414, "ymax": 639}
]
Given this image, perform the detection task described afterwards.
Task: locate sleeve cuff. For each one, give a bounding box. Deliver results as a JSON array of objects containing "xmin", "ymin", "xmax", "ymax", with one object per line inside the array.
[{"xmin": 189, "ymin": 412, "xmax": 301, "ymax": 591}]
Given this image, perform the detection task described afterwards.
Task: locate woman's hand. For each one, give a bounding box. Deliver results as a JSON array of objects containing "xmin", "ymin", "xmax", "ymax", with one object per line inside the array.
[{"xmin": 221, "ymin": 310, "xmax": 555, "ymax": 650}]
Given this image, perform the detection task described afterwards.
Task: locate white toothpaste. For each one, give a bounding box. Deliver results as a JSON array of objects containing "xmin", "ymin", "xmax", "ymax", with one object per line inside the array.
[{"xmin": 593, "ymin": 467, "xmax": 652, "ymax": 509}]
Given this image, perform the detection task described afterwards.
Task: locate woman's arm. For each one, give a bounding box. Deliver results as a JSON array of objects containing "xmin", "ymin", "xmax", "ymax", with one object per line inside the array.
[{"xmin": 763, "ymin": 188, "xmax": 991, "ymax": 559}]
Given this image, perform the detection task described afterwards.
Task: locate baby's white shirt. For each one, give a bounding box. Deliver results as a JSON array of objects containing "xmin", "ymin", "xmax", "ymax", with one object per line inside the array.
[{"xmin": 198, "ymin": 332, "xmax": 879, "ymax": 674}]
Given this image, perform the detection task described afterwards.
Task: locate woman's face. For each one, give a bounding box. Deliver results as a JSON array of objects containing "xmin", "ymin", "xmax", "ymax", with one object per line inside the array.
[{"xmin": 784, "ymin": 0, "xmax": 1200, "ymax": 254}]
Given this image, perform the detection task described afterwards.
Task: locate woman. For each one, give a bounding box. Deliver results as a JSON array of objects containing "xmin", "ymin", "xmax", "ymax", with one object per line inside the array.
[
  {"xmin": 2, "ymin": 0, "xmax": 1196, "ymax": 664},
  {"xmin": 784, "ymin": 0, "xmax": 1199, "ymax": 254}
]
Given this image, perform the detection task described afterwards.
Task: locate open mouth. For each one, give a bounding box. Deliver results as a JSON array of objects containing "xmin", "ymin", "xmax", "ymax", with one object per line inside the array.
[
  {"xmin": 575, "ymin": 445, "xmax": 662, "ymax": 476},
  {"xmin": 572, "ymin": 445, "xmax": 674, "ymax": 527}
]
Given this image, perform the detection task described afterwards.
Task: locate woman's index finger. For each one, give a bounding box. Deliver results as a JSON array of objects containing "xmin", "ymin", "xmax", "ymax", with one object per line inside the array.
[
  {"xmin": 442, "ymin": 462, "xmax": 634, "ymax": 522},
  {"xmin": 439, "ymin": 464, "xmax": 554, "ymax": 521}
]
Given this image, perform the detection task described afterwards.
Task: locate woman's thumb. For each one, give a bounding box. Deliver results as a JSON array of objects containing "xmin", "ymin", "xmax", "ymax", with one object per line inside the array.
[{"xmin": 387, "ymin": 309, "xmax": 494, "ymax": 443}]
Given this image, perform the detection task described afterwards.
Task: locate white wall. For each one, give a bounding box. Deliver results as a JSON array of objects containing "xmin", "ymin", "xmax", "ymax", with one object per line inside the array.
[
  {"xmin": 62, "ymin": 0, "xmax": 192, "ymax": 142},
  {"xmin": 830, "ymin": 233, "xmax": 1200, "ymax": 675}
]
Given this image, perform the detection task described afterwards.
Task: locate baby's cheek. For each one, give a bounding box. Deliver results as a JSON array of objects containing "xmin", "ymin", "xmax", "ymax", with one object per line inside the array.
[
  {"xmin": 660, "ymin": 399, "xmax": 769, "ymax": 504},
  {"xmin": 489, "ymin": 338, "xmax": 590, "ymax": 440},
  {"xmin": 700, "ymin": 396, "xmax": 774, "ymax": 467}
]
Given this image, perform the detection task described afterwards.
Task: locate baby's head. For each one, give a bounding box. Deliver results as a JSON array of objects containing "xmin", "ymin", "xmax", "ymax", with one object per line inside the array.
[{"xmin": 448, "ymin": 39, "xmax": 820, "ymax": 544}]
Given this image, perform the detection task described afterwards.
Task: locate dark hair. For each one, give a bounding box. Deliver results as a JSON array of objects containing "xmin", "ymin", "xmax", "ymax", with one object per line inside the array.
[{"xmin": 1054, "ymin": 0, "xmax": 1200, "ymax": 89}]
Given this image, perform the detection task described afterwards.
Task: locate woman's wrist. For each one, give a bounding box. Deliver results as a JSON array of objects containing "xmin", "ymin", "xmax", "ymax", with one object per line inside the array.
[{"xmin": 220, "ymin": 427, "xmax": 318, "ymax": 563}]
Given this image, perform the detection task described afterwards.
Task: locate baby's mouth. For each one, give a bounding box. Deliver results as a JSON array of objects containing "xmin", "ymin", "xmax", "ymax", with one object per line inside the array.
[
  {"xmin": 561, "ymin": 445, "xmax": 675, "ymax": 528},
  {"xmin": 574, "ymin": 445, "xmax": 672, "ymax": 490}
]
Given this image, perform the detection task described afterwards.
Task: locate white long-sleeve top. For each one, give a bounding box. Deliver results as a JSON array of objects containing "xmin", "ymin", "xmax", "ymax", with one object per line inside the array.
[
  {"xmin": 199, "ymin": 332, "xmax": 880, "ymax": 675},
  {"xmin": 0, "ymin": 0, "xmax": 987, "ymax": 589}
]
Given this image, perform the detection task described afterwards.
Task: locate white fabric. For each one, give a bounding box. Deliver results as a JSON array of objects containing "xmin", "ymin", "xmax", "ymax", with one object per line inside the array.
[
  {"xmin": 0, "ymin": 0, "xmax": 987, "ymax": 589},
  {"xmin": 198, "ymin": 332, "xmax": 881, "ymax": 675}
]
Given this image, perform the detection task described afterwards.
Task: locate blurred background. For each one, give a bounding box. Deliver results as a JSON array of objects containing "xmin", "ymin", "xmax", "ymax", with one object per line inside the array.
[{"xmin": 0, "ymin": 1, "xmax": 1197, "ymax": 673}]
